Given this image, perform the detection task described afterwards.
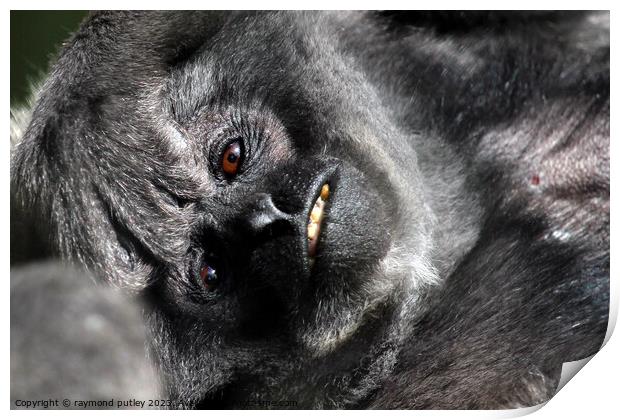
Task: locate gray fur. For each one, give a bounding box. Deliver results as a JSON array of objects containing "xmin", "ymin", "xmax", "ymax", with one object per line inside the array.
[{"xmin": 11, "ymin": 11, "xmax": 608, "ymax": 409}]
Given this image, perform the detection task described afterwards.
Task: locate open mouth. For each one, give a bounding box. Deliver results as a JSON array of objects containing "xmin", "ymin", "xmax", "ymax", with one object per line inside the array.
[{"xmin": 307, "ymin": 183, "xmax": 329, "ymax": 258}]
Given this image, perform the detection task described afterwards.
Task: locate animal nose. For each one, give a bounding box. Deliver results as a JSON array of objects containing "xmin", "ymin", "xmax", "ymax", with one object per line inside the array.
[{"xmin": 244, "ymin": 193, "xmax": 291, "ymax": 235}]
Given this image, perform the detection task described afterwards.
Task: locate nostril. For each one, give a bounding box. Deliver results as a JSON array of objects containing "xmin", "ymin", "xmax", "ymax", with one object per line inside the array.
[{"xmin": 246, "ymin": 193, "xmax": 291, "ymax": 234}]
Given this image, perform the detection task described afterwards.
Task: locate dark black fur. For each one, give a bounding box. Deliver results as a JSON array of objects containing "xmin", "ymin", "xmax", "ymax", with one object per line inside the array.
[{"xmin": 11, "ymin": 11, "xmax": 609, "ymax": 409}]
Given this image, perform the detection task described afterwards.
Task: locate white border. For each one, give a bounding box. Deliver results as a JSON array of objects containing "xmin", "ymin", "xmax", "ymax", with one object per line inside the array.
[{"xmin": 4, "ymin": 3, "xmax": 617, "ymax": 419}]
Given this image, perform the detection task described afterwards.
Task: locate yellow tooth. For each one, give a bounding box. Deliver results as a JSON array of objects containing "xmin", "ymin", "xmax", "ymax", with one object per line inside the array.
[
  {"xmin": 320, "ymin": 184, "xmax": 330, "ymax": 200},
  {"xmin": 310, "ymin": 206, "xmax": 322, "ymax": 223},
  {"xmin": 307, "ymin": 223, "xmax": 318, "ymax": 239}
]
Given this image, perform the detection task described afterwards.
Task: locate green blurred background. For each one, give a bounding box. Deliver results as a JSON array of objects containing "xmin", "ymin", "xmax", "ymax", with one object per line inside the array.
[{"xmin": 10, "ymin": 11, "xmax": 87, "ymax": 106}]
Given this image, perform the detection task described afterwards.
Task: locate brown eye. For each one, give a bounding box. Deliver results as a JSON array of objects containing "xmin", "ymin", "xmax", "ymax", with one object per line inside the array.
[
  {"xmin": 200, "ymin": 263, "xmax": 218, "ymax": 290},
  {"xmin": 221, "ymin": 140, "xmax": 242, "ymax": 176}
]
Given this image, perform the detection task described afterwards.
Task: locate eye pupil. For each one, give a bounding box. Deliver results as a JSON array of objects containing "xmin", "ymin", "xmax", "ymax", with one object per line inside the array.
[
  {"xmin": 221, "ymin": 140, "xmax": 242, "ymax": 176},
  {"xmin": 227, "ymin": 153, "xmax": 238, "ymax": 163}
]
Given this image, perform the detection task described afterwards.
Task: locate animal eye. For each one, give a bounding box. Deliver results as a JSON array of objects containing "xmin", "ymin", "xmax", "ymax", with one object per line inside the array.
[
  {"xmin": 221, "ymin": 139, "xmax": 243, "ymax": 177},
  {"xmin": 199, "ymin": 262, "xmax": 219, "ymax": 290}
]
